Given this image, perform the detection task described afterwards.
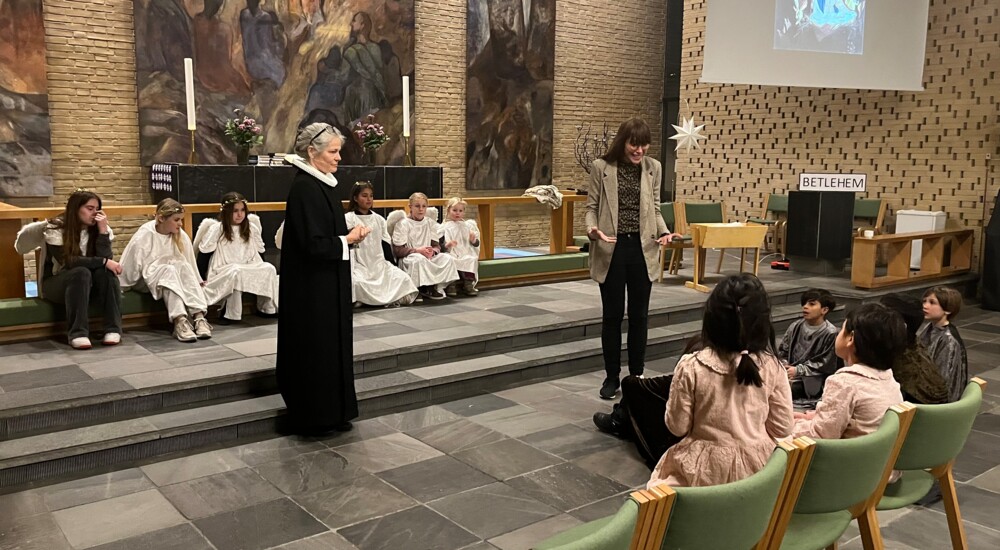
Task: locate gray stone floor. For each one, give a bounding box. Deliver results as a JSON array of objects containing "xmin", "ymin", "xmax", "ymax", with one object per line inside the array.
[{"xmin": 2, "ymin": 303, "xmax": 1000, "ymax": 549}]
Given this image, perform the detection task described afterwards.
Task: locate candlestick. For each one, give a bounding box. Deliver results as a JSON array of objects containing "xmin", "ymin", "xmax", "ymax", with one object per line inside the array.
[
  {"xmin": 402, "ymin": 135, "xmax": 411, "ymax": 166},
  {"xmin": 188, "ymin": 129, "xmax": 198, "ymax": 164},
  {"xmin": 184, "ymin": 58, "xmax": 196, "ymax": 131},
  {"xmin": 402, "ymin": 75, "xmax": 410, "ymax": 137}
]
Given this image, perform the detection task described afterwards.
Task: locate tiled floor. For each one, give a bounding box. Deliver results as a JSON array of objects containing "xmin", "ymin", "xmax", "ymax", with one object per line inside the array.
[{"xmin": 2, "ymin": 304, "xmax": 999, "ymax": 549}]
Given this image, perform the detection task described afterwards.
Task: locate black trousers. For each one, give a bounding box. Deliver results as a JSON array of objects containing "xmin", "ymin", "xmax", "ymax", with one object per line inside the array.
[
  {"xmin": 43, "ymin": 266, "xmax": 123, "ymax": 340},
  {"xmin": 599, "ymin": 234, "xmax": 652, "ymax": 378},
  {"xmin": 616, "ymin": 374, "xmax": 683, "ymax": 469}
]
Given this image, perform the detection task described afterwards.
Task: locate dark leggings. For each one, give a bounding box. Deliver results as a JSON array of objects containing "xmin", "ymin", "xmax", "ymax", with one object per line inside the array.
[
  {"xmin": 599, "ymin": 235, "xmax": 652, "ymax": 378},
  {"xmin": 616, "ymin": 374, "xmax": 683, "ymax": 469}
]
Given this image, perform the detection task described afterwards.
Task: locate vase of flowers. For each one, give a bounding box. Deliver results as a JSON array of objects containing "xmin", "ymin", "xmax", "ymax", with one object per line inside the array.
[
  {"xmin": 354, "ymin": 114, "xmax": 390, "ymax": 166},
  {"xmin": 224, "ymin": 109, "xmax": 264, "ymax": 165}
]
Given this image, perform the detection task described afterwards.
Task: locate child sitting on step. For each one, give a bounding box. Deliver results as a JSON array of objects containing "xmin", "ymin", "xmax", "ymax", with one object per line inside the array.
[
  {"xmin": 441, "ymin": 197, "xmax": 480, "ymax": 296},
  {"xmin": 793, "ymin": 302, "xmax": 905, "ymax": 439},
  {"xmin": 647, "ymin": 273, "xmax": 793, "ymax": 489},
  {"xmin": 194, "ymin": 192, "xmax": 279, "ymax": 323},
  {"xmin": 119, "ymin": 199, "xmax": 212, "ymax": 342},
  {"xmin": 917, "ymin": 286, "xmax": 969, "ymax": 402},
  {"xmin": 392, "ymin": 192, "xmax": 459, "ymax": 301},
  {"xmin": 345, "ymin": 182, "xmax": 419, "ymax": 307}
]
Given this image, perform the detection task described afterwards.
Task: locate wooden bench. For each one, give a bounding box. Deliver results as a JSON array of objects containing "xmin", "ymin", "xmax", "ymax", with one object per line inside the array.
[{"xmin": 851, "ymin": 228, "xmax": 973, "ymax": 289}]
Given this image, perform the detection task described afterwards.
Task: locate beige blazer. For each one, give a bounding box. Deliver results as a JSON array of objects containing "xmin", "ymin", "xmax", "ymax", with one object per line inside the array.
[{"xmin": 585, "ymin": 157, "xmax": 669, "ymax": 283}]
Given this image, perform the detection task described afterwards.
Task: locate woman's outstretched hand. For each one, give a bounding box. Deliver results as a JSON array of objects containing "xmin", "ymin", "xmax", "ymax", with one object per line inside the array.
[
  {"xmin": 656, "ymin": 232, "xmax": 684, "ymax": 246},
  {"xmin": 588, "ymin": 227, "xmax": 617, "ymax": 243}
]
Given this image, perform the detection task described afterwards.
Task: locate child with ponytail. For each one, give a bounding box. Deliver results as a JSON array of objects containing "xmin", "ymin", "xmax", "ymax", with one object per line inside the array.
[{"xmin": 647, "ymin": 273, "xmax": 793, "ymax": 489}]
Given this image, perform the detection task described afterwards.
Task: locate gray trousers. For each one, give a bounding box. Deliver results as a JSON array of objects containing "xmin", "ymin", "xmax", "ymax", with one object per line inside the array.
[{"xmin": 43, "ymin": 266, "xmax": 123, "ymax": 339}]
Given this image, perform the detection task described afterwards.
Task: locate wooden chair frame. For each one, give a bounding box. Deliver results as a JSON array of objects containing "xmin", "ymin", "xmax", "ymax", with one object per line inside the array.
[
  {"xmin": 746, "ymin": 193, "xmax": 789, "ymax": 257},
  {"xmin": 854, "ymin": 198, "xmax": 888, "ymax": 237},
  {"xmin": 677, "ymin": 200, "xmax": 730, "ymax": 274},
  {"xmin": 658, "ymin": 202, "xmax": 692, "ymax": 282},
  {"xmin": 628, "ymin": 487, "xmax": 677, "ymax": 550}
]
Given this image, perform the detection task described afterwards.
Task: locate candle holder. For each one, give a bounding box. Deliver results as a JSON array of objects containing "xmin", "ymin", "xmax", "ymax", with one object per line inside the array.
[
  {"xmin": 402, "ymin": 135, "xmax": 412, "ymax": 166},
  {"xmin": 187, "ymin": 129, "xmax": 198, "ymax": 164}
]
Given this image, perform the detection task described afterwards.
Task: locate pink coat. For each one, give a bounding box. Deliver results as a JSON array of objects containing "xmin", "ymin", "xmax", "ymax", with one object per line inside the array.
[
  {"xmin": 648, "ymin": 349, "xmax": 794, "ymax": 489},
  {"xmin": 794, "ymin": 364, "xmax": 903, "ymax": 439}
]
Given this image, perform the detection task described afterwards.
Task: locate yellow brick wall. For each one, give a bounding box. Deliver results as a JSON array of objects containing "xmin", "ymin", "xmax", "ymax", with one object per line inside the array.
[{"xmin": 676, "ymin": 0, "xmax": 1000, "ymax": 265}]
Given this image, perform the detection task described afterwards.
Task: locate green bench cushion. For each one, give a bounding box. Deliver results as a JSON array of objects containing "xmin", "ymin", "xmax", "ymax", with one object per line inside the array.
[
  {"xmin": 480, "ymin": 253, "xmax": 589, "ymax": 279},
  {"xmin": 0, "ymin": 291, "xmax": 165, "ymax": 329}
]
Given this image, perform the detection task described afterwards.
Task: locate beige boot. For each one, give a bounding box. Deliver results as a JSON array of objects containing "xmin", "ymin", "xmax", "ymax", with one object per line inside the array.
[
  {"xmin": 192, "ymin": 313, "xmax": 213, "ymax": 339},
  {"xmin": 173, "ymin": 316, "xmax": 197, "ymax": 343}
]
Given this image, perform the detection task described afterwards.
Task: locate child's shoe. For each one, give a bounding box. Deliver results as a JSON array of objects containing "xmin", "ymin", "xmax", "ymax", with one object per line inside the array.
[
  {"xmin": 102, "ymin": 333, "xmax": 121, "ymax": 346},
  {"xmin": 445, "ymin": 282, "xmax": 459, "ymax": 297},
  {"xmin": 173, "ymin": 316, "xmax": 197, "ymax": 343},
  {"xmin": 70, "ymin": 337, "xmax": 92, "ymax": 350},
  {"xmin": 462, "ymin": 280, "xmax": 479, "ymax": 296},
  {"xmin": 192, "ymin": 314, "xmax": 213, "ymax": 339}
]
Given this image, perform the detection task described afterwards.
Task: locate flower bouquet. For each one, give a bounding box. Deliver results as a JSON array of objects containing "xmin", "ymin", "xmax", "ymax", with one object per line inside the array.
[
  {"xmin": 224, "ymin": 109, "xmax": 264, "ymax": 164},
  {"xmin": 354, "ymin": 114, "xmax": 390, "ymax": 165}
]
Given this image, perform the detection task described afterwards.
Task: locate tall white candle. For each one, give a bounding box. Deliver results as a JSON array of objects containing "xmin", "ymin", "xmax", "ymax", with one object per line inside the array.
[
  {"xmin": 184, "ymin": 58, "xmax": 196, "ymax": 131},
  {"xmin": 402, "ymin": 75, "xmax": 410, "ymax": 137}
]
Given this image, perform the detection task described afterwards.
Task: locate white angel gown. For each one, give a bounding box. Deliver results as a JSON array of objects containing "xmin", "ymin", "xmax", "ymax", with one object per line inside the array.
[
  {"xmin": 391, "ymin": 216, "xmax": 459, "ymax": 289},
  {"xmin": 118, "ymin": 220, "xmax": 208, "ymax": 321},
  {"xmin": 195, "ymin": 214, "xmax": 279, "ymax": 319},
  {"xmin": 345, "ymin": 211, "xmax": 418, "ymax": 306},
  {"xmin": 442, "ymin": 219, "xmax": 480, "ymax": 280}
]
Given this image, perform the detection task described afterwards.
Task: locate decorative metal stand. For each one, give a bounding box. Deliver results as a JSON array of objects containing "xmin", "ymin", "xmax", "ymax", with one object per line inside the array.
[
  {"xmin": 402, "ymin": 135, "xmax": 412, "ymax": 166},
  {"xmin": 187, "ymin": 130, "xmax": 198, "ymax": 164}
]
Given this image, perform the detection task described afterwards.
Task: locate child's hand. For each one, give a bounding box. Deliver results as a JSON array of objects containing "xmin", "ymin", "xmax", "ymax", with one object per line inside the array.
[
  {"xmin": 104, "ymin": 259, "xmax": 123, "ymax": 275},
  {"xmin": 446, "ymin": 240, "xmax": 458, "ymax": 250},
  {"xmin": 470, "ymin": 231, "xmax": 479, "ymax": 242},
  {"xmin": 95, "ymin": 211, "xmax": 109, "ymax": 234},
  {"xmin": 793, "ymin": 410, "xmax": 817, "ymax": 420},
  {"xmin": 200, "ymin": 280, "xmax": 207, "ymax": 287},
  {"xmin": 419, "ymin": 246, "xmax": 435, "ymax": 259},
  {"xmin": 786, "ymin": 366, "xmax": 797, "ymax": 379}
]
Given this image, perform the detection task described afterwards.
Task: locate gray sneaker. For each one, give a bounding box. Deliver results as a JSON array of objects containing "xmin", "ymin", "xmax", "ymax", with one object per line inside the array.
[
  {"xmin": 193, "ymin": 316, "xmax": 213, "ymax": 339},
  {"xmin": 173, "ymin": 316, "xmax": 197, "ymax": 343}
]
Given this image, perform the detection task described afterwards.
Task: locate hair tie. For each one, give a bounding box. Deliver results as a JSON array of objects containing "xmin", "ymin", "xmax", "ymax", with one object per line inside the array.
[{"xmin": 740, "ymin": 350, "xmax": 749, "ymax": 356}]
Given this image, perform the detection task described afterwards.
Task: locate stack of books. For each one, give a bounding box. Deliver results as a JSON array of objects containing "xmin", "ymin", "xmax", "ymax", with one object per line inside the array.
[{"xmin": 252, "ymin": 153, "xmax": 288, "ymax": 166}]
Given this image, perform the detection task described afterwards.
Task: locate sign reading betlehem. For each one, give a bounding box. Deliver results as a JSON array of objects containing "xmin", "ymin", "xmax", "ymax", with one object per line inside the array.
[{"xmin": 798, "ymin": 173, "xmax": 867, "ymax": 193}]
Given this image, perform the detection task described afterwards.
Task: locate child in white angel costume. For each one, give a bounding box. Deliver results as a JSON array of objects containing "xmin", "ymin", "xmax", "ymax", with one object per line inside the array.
[
  {"xmin": 391, "ymin": 192, "xmax": 458, "ymax": 301},
  {"xmin": 441, "ymin": 197, "xmax": 481, "ymax": 296},
  {"xmin": 345, "ymin": 182, "xmax": 418, "ymax": 307},
  {"xmin": 193, "ymin": 192, "xmax": 279, "ymax": 323},
  {"xmin": 118, "ymin": 199, "xmax": 212, "ymax": 342}
]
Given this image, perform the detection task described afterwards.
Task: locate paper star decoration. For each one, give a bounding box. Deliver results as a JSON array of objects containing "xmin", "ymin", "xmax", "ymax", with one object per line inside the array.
[{"xmin": 670, "ymin": 117, "xmax": 707, "ymax": 152}]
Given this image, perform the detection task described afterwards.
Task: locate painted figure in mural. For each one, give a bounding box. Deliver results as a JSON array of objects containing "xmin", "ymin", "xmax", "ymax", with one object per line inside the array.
[
  {"xmin": 135, "ymin": 0, "xmax": 193, "ymax": 80},
  {"xmin": 343, "ymin": 12, "xmax": 387, "ymax": 123},
  {"xmin": 305, "ymin": 46, "xmax": 351, "ymax": 115},
  {"xmin": 379, "ymin": 40, "xmax": 403, "ymax": 102},
  {"xmin": 239, "ymin": 0, "xmax": 287, "ymax": 88},
  {"xmin": 194, "ymin": 0, "xmax": 252, "ymax": 96}
]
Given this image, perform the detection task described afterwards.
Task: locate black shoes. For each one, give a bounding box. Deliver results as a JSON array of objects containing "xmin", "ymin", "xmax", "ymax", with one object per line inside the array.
[
  {"xmin": 593, "ymin": 412, "xmax": 623, "ymax": 436},
  {"xmin": 599, "ymin": 376, "xmax": 620, "ymax": 400}
]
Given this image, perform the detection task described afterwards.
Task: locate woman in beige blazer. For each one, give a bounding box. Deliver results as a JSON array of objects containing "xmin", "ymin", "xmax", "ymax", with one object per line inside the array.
[{"xmin": 586, "ymin": 118, "xmax": 682, "ymax": 399}]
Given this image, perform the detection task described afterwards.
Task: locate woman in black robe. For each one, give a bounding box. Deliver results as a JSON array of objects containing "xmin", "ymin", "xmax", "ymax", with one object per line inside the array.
[{"xmin": 277, "ymin": 123, "xmax": 370, "ymax": 435}]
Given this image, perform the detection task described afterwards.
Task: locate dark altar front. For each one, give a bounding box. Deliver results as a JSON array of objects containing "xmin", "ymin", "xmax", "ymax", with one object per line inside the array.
[{"xmin": 149, "ymin": 164, "xmax": 443, "ymax": 260}]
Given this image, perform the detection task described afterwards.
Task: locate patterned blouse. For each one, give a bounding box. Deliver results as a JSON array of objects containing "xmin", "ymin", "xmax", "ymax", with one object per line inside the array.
[{"xmin": 617, "ymin": 161, "xmax": 641, "ymax": 234}]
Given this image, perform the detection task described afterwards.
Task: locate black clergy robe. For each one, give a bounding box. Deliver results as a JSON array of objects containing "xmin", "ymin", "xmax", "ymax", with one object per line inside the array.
[{"xmin": 276, "ymin": 169, "xmax": 357, "ymax": 432}]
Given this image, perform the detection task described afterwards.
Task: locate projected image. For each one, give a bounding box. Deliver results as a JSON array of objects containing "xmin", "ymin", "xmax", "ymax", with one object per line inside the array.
[{"xmin": 774, "ymin": 0, "xmax": 866, "ymax": 55}]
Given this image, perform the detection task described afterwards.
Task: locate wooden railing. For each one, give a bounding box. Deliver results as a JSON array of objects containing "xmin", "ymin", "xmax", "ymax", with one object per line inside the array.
[
  {"xmin": 851, "ymin": 228, "xmax": 973, "ymax": 289},
  {"xmin": 0, "ymin": 195, "xmax": 586, "ymax": 299}
]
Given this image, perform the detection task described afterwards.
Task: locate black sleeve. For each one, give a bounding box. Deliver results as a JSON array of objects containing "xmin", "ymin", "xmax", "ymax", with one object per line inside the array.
[
  {"xmin": 197, "ymin": 251, "xmax": 213, "ymax": 280},
  {"xmin": 47, "ymin": 242, "xmax": 106, "ymax": 270},
  {"xmin": 287, "ymin": 177, "xmax": 346, "ymax": 261}
]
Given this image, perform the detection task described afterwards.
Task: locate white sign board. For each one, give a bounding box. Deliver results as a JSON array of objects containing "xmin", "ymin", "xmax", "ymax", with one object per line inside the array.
[{"xmin": 798, "ymin": 173, "xmax": 867, "ymax": 193}]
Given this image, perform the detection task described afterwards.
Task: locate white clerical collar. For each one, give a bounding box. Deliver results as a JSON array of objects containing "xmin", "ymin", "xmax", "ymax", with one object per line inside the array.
[{"xmin": 284, "ymin": 154, "xmax": 338, "ymax": 188}]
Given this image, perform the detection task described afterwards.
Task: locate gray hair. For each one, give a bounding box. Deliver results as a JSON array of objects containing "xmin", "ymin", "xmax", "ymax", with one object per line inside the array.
[{"xmin": 294, "ymin": 123, "xmax": 345, "ymax": 156}]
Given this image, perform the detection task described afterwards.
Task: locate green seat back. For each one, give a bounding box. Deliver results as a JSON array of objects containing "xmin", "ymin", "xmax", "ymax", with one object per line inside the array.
[
  {"xmin": 660, "ymin": 447, "xmax": 790, "ymax": 550},
  {"xmin": 660, "ymin": 202, "xmax": 676, "ymax": 227},
  {"xmin": 684, "ymin": 202, "xmax": 725, "ymax": 224},
  {"xmin": 534, "ymin": 498, "xmax": 639, "ymax": 550},
  {"xmin": 853, "ymin": 199, "xmax": 883, "ymax": 220},
  {"xmin": 766, "ymin": 194, "xmax": 789, "ymax": 214},
  {"xmin": 794, "ymin": 410, "xmax": 900, "ymax": 515},
  {"xmin": 894, "ymin": 381, "xmax": 982, "ymax": 471}
]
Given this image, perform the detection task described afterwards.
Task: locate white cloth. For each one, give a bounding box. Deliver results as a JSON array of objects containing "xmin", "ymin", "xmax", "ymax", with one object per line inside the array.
[
  {"xmin": 15, "ymin": 221, "xmax": 115, "ymax": 278},
  {"xmin": 392, "ymin": 216, "xmax": 458, "ymax": 287},
  {"xmin": 119, "ymin": 220, "xmax": 208, "ymax": 315},
  {"xmin": 274, "ymin": 221, "xmax": 284, "ymax": 250},
  {"xmin": 442, "ymin": 219, "xmax": 480, "ymax": 279},
  {"xmin": 345, "ymin": 212, "xmax": 418, "ymax": 306},
  {"xmin": 522, "ymin": 185, "xmax": 564, "ymax": 209},
  {"xmin": 194, "ymin": 214, "xmax": 279, "ymax": 316}
]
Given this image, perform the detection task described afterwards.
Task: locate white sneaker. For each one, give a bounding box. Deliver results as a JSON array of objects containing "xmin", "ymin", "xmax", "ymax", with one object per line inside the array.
[
  {"xmin": 102, "ymin": 333, "xmax": 121, "ymax": 346},
  {"xmin": 193, "ymin": 316, "xmax": 213, "ymax": 339},
  {"xmin": 70, "ymin": 337, "xmax": 92, "ymax": 350},
  {"xmin": 173, "ymin": 316, "xmax": 197, "ymax": 343}
]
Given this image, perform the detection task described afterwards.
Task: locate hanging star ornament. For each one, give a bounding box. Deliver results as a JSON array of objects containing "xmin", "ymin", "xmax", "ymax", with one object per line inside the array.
[{"xmin": 670, "ymin": 117, "xmax": 707, "ymax": 153}]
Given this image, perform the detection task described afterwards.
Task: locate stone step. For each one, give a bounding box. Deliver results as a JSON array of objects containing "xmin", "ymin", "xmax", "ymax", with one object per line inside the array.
[
  {"xmin": 0, "ymin": 287, "xmax": 810, "ymax": 441},
  {"xmin": 0, "ymin": 303, "xmax": 824, "ymax": 488}
]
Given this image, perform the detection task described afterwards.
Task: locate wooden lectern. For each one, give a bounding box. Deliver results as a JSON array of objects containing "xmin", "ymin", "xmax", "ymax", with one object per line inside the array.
[{"xmin": 684, "ymin": 223, "xmax": 769, "ymax": 293}]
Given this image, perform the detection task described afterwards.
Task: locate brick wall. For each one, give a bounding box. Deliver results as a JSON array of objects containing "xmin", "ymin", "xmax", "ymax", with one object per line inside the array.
[{"xmin": 677, "ymin": 0, "xmax": 1000, "ymax": 265}]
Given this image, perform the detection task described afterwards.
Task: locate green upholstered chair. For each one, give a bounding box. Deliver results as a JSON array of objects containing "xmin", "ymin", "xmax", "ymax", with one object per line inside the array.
[
  {"xmin": 657, "ymin": 202, "xmax": 693, "ymax": 281},
  {"xmin": 533, "ymin": 490, "xmax": 670, "ymax": 550},
  {"xmin": 853, "ymin": 198, "xmax": 887, "ymax": 236},
  {"xmin": 747, "ymin": 194, "xmax": 789, "ymax": 256},
  {"xmin": 872, "ymin": 378, "xmax": 986, "ymax": 550},
  {"xmin": 658, "ymin": 443, "xmax": 798, "ymax": 550},
  {"xmin": 770, "ymin": 405, "xmax": 915, "ymax": 550},
  {"xmin": 682, "ymin": 201, "xmax": 729, "ymax": 273}
]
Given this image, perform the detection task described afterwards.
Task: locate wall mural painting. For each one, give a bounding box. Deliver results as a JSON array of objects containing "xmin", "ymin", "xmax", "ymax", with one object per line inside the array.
[
  {"xmin": 0, "ymin": 0, "xmax": 53, "ymax": 197},
  {"xmin": 134, "ymin": 0, "xmax": 414, "ymax": 166},
  {"xmin": 466, "ymin": 0, "xmax": 554, "ymax": 190}
]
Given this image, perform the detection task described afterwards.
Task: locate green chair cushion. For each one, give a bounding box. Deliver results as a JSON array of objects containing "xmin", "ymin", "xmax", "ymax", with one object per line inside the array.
[
  {"xmin": 854, "ymin": 199, "xmax": 883, "ymax": 219},
  {"xmin": 878, "ymin": 470, "xmax": 935, "ymax": 510},
  {"xmin": 767, "ymin": 194, "xmax": 789, "ymax": 214},
  {"xmin": 0, "ymin": 291, "xmax": 165, "ymax": 329},
  {"xmin": 534, "ymin": 499, "xmax": 638, "ymax": 550},
  {"xmin": 660, "ymin": 202, "xmax": 676, "ymax": 227},
  {"xmin": 684, "ymin": 202, "xmax": 725, "ymax": 224},
  {"xmin": 779, "ymin": 510, "xmax": 854, "ymax": 550},
  {"xmin": 480, "ymin": 253, "xmax": 589, "ymax": 279}
]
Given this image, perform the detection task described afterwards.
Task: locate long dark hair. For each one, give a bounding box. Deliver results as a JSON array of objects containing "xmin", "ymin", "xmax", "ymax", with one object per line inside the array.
[
  {"xmin": 50, "ymin": 190, "xmax": 102, "ymax": 265},
  {"xmin": 218, "ymin": 192, "xmax": 251, "ymax": 243},
  {"xmin": 700, "ymin": 273, "xmax": 776, "ymax": 387},
  {"xmin": 347, "ymin": 181, "xmax": 375, "ymax": 213},
  {"xmin": 878, "ymin": 293, "xmax": 923, "ymax": 347},
  {"xmin": 601, "ymin": 118, "xmax": 652, "ymax": 165}
]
